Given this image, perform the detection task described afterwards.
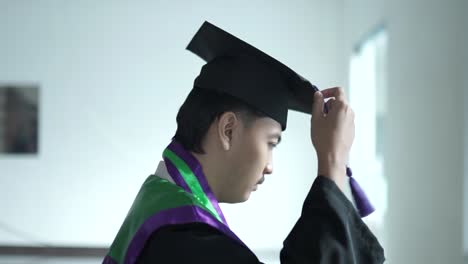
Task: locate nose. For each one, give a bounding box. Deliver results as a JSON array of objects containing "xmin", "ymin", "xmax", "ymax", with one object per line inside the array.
[
  {"xmin": 263, "ymin": 163, "xmax": 273, "ymax": 175},
  {"xmin": 264, "ymin": 152, "xmax": 273, "ymax": 175}
]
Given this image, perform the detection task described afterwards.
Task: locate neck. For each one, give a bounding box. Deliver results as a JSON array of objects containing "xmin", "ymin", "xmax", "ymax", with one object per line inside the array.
[{"xmin": 191, "ymin": 151, "xmax": 225, "ymax": 203}]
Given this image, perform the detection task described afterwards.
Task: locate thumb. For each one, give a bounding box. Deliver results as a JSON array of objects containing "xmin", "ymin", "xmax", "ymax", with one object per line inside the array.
[{"xmin": 312, "ymin": 91, "xmax": 324, "ymax": 117}]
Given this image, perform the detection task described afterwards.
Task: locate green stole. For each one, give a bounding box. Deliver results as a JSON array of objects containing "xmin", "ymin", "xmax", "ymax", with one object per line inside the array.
[{"xmin": 103, "ymin": 141, "xmax": 246, "ymax": 264}]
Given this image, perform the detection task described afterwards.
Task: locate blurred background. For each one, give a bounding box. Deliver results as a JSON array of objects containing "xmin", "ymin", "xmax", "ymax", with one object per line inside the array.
[{"xmin": 0, "ymin": 0, "xmax": 466, "ymax": 263}]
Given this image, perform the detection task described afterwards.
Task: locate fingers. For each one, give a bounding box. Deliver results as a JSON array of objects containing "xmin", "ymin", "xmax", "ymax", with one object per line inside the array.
[
  {"xmin": 314, "ymin": 87, "xmax": 350, "ymax": 116},
  {"xmin": 325, "ymin": 98, "xmax": 336, "ymax": 113},
  {"xmin": 331, "ymin": 99, "xmax": 347, "ymax": 113},
  {"xmin": 312, "ymin": 91, "xmax": 324, "ymax": 117},
  {"xmin": 320, "ymin": 87, "xmax": 346, "ymax": 102},
  {"xmin": 326, "ymin": 98, "xmax": 354, "ymax": 120}
]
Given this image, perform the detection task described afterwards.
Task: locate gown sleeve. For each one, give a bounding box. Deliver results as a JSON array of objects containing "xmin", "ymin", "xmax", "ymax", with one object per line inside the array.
[
  {"xmin": 280, "ymin": 176, "xmax": 385, "ymax": 263},
  {"xmin": 137, "ymin": 176, "xmax": 385, "ymax": 264}
]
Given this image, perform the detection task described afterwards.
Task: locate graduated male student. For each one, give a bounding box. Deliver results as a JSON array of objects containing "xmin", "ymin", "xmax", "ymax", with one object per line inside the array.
[{"xmin": 103, "ymin": 21, "xmax": 385, "ymax": 264}]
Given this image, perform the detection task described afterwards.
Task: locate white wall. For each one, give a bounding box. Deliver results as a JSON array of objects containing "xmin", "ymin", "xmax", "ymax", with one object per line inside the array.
[
  {"xmin": 387, "ymin": 1, "xmax": 465, "ymax": 263},
  {"xmin": 344, "ymin": 0, "xmax": 466, "ymax": 263},
  {"xmin": 0, "ymin": 0, "xmax": 344, "ymax": 257},
  {"xmin": 464, "ymin": 2, "xmax": 468, "ymax": 255},
  {"xmin": 464, "ymin": 70, "xmax": 468, "ymax": 263}
]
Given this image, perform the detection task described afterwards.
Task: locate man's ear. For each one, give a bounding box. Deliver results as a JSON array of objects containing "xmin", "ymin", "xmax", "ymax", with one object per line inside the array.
[{"xmin": 217, "ymin": 112, "xmax": 238, "ymax": 151}]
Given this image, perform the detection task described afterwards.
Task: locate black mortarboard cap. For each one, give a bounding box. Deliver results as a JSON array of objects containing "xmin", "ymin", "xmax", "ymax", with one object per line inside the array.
[{"xmin": 186, "ymin": 21, "xmax": 319, "ymax": 130}]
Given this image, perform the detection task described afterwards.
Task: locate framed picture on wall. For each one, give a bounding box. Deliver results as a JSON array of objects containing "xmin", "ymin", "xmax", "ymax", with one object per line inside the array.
[{"xmin": 0, "ymin": 84, "xmax": 39, "ymax": 154}]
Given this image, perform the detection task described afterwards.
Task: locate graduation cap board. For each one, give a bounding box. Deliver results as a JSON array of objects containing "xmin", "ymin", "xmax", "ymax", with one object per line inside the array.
[
  {"xmin": 186, "ymin": 21, "xmax": 374, "ymax": 217},
  {"xmin": 186, "ymin": 21, "xmax": 318, "ymax": 131}
]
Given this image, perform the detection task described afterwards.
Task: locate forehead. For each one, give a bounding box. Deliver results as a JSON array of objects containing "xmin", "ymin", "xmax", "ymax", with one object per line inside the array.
[{"xmin": 247, "ymin": 116, "xmax": 282, "ymax": 135}]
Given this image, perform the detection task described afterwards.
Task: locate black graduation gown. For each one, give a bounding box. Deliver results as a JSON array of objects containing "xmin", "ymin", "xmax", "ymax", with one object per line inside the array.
[{"xmin": 137, "ymin": 176, "xmax": 385, "ymax": 263}]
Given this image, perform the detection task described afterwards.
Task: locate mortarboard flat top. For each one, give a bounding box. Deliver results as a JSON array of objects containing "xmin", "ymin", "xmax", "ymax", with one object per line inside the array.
[{"xmin": 186, "ymin": 21, "xmax": 319, "ymax": 130}]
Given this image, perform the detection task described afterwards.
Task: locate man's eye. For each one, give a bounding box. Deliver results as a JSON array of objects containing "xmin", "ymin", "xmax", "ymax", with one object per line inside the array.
[{"xmin": 269, "ymin": 142, "xmax": 278, "ymax": 149}]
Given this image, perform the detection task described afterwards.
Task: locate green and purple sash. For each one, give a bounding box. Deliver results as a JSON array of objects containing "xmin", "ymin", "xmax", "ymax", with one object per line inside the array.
[{"xmin": 103, "ymin": 141, "xmax": 246, "ymax": 264}]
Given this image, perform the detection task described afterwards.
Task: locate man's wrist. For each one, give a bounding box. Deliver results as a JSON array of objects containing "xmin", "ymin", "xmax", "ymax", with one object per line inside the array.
[{"xmin": 317, "ymin": 159, "xmax": 346, "ymax": 191}]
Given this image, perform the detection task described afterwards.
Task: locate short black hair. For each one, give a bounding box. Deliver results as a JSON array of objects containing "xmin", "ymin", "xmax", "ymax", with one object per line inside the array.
[{"xmin": 173, "ymin": 87, "xmax": 266, "ymax": 154}]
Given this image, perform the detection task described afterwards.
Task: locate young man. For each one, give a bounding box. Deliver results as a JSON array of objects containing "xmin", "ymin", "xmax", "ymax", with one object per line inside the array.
[{"xmin": 103, "ymin": 21, "xmax": 385, "ymax": 264}]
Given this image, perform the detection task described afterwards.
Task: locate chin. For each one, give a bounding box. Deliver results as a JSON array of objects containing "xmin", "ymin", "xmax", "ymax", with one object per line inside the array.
[{"xmin": 224, "ymin": 192, "xmax": 251, "ymax": 204}]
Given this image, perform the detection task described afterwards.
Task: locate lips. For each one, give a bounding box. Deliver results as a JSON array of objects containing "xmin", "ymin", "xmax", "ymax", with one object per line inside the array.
[{"xmin": 257, "ymin": 176, "xmax": 265, "ymax": 185}]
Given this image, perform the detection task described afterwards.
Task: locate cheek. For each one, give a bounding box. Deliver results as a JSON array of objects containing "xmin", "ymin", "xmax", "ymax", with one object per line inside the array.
[{"xmin": 240, "ymin": 141, "xmax": 267, "ymax": 176}]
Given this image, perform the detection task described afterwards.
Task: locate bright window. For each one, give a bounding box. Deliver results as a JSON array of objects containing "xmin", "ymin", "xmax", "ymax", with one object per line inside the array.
[{"xmin": 349, "ymin": 27, "xmax": 388, "ymax": 242}]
